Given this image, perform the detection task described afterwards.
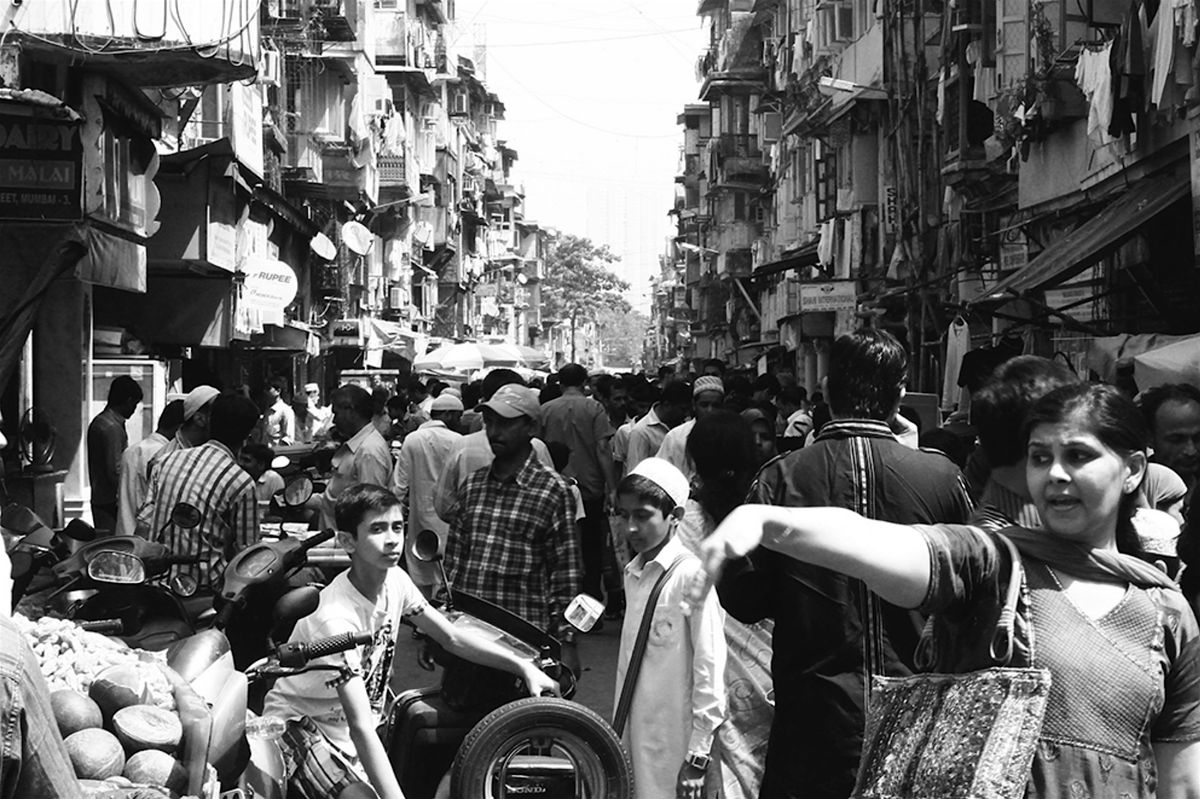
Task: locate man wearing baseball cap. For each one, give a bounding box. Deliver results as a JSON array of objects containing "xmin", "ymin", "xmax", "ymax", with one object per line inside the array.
[
  {"xmin": 655, "ymin": 376, "xmax": 726, "ymax": 479},
  {"xmin": 445, "ymin": 384, "xmax": 583, "ymax": 673},
  {"xmin": 391, "ymin": 392, "xmax": 463, "ymax": 597},
  {"xmin": 145, "ymin": 385, "xmax": 220, "ymax": 486}
]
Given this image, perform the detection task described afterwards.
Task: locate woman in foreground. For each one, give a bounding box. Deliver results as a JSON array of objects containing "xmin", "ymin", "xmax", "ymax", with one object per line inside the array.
[{"xmin": 698, "ymin": 383, "xmax": 1200, "ymax": 798}]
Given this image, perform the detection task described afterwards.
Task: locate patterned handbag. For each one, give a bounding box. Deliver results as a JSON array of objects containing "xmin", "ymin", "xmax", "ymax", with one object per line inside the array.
[{"xmin": 851, "ymin": 532, "xmax": 1052, "ymax": 799}]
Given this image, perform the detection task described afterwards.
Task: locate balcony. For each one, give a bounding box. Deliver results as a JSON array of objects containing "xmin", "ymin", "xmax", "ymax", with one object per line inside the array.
[
  {"xmin": 379, "ymin": 154, "xmax": 408, "ymax": 188},
  {"xmin": 711, "ymin": 134, "xmax": 768, "ymax": 187},
  {"xmin": 14, "ymin": 0, "xmax": 258, "ymax": 85},
  {"xmin": 374, "ymin": 8, "xmax": 414, "ymax": 67}
]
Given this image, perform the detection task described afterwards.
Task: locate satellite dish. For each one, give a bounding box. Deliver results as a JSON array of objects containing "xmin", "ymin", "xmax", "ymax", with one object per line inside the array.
[
  {"xmin": 310, "ymin": 232, "xmax": 336, "ymax": 261},
  {"xmin": 341, "ymin": 220, "xmax": 374, "ymax": 256}
]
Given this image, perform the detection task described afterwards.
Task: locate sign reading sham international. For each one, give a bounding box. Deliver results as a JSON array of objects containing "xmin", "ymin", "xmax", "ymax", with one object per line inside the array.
[
  {"xmin": 799, "ymin": 280, "xmax": 858, "ymax": 313},
  {"xmin": 0, "ymin": 112, "xmax": 82, "ymax": 221}
]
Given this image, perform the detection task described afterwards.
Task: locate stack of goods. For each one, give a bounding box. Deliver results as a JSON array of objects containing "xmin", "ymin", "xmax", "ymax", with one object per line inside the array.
[{"xmin": 14, "ymin": 615, "xmax": 197, "ymax": 798}]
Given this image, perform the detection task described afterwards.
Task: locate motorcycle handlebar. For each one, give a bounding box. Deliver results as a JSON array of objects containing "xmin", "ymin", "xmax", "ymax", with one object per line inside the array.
[
  {"xmin": 299, "ymin": 530, "xmax": 335, "ymax": 551},
  {"xmin": 276, "ymin": 631, "xmax": 372, "ymax": 668},
  {"xmin": 79, "ymin": 619, "xmax": 124, "ymax": 635}
]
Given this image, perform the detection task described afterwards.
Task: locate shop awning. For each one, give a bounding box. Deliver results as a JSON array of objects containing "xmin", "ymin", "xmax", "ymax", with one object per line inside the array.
[
  {"xmin": 754, "ymin": 242, "xmax": 819, "ymax": 278},
  {"xmin": 970, "ymin": 171, "xmax": 1190, "ymax": 302}
]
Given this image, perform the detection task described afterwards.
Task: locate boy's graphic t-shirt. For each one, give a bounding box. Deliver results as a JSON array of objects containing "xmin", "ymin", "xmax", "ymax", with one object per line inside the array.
[{"xmin": 263, "ymin": 568, "xmax": 428, "ymax": 756}]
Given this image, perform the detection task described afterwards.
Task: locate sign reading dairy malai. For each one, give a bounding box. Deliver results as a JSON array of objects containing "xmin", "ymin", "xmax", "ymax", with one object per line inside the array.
[
  {"xmin": 0, "ymin": 112, "xmax": 82, "ymax": 220},
  {"xmin": 800, "ymin": 280, "xmax": 858, "ymax": 313},
  {"xmin": 242, "ymin": 257, "xmax": 298, "ymax": 311}
]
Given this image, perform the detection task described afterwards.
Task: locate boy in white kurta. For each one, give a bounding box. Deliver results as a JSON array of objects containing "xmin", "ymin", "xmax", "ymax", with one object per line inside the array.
[{"xmin": 613, "ymin": 458, "xmax": 727, "ymax": 799}]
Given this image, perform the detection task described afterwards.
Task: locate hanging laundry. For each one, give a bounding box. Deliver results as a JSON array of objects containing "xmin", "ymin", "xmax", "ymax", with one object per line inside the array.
[
  {"xmin": 941, "ymin": 317, "xmax": 970, "ymax": 411},
  {"xmin": 1075, "ymin": 41, "xmax": 1116, "ymax": 142},
  {"xmin": 1149, "ymin": 0, "xmax": 1180, "ymax": 109},
  {"xmin": 937, "ymin": 70, "xmax": 947, "ymax": 125},
  {"xmin": 817, "ymin": 219, "xmax": 835, "ymax": 267},
  {"xmin": 1108, "ymin": 0, "xmax": 1147, "ymax": 137},
  {"xmin": 1175, "ymin": 0, "xmax": 1198, "ymax": 46}
]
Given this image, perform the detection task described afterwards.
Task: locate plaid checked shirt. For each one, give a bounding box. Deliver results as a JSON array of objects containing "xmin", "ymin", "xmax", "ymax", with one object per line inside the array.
[
  {"xmin": 446, "ymin": 451, "xmax": 581, "ymax": 639},
  {"xmin": 139, "ymin": 440, "xmax": 259, "ymax": 587}
]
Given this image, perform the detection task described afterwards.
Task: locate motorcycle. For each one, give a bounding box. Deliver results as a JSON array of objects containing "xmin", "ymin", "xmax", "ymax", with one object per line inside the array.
[
  {"xmin": 3, "ymin": 502, "xmax": 95, "ymax": 608},
  {"xmin": 386, "ymin": 530, "xmax": 633, "ymax": 799}
]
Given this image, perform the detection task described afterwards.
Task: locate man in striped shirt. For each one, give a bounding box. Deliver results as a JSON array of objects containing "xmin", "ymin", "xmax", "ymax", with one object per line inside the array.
[{"xmin": 140, "ymin": 393, "xmax": 262, "ymax": 587}]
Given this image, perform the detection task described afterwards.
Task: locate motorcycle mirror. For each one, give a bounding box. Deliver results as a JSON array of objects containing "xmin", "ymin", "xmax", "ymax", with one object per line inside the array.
[
  {"xmin": 410, "ymin": 529, "xmax": 441, "ymax": 563},
  {"xmin": 564, "ymin": 593, "xmax": 605, "ymax": 633},
  {"xmin": 170, "ymin": 574, "xmax": 198, "ymax": 598},
  {"xmin": 271, "ymin": 455, "xmax": 291, "ymax": 470},
  {"xmin": 280, "ymin": 475, "xmax": 314, "ymax": 508},
  {"xmin": 274, "ymin": 586, "xmax": 320, "ymax": 623},
  {"xmin": 171, "ymin": 503, "xmax": 203, "ymax": 530},
  {"xmin": 62, "ymin": 518, "xmax": 96, "ymax": 543}
]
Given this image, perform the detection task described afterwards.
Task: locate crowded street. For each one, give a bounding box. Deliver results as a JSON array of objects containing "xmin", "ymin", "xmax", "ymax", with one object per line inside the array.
[{"xmin": 3, "ymin": 1, "xmax": 1200, "ymax": 799}]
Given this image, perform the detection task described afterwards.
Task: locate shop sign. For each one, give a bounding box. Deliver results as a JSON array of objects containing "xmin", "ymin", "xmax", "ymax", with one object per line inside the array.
[
  {"xmin": 241, "ymin": 257, "xmax": 298, "ymax": 310},
  {"xmin": 0, "ymin": 111, "xmax": 82, "ymax": 221},
  {"xmin": 330, "ymin": 318, "xmax": 364, "ymax": 347},
  {"xmin": 1043, "ymin": 285, "xmax": 1097, "ymax": 322},
  {"xmin": 799, "ymin": 280, "xmax": 857, "ymax": 313},
  {"xmin": 881, "ymin": 184, "xmax": 897, "ymax": 235}
]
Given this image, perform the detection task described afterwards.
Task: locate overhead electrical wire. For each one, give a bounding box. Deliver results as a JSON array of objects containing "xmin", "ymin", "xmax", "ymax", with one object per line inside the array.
[
  {"xmin": 487, "ymin": 55, "xmax": 680, "ymax": 140},
  {"xmin": 482, "ymin": 28, "xmax": 695, "ymax": 47}
]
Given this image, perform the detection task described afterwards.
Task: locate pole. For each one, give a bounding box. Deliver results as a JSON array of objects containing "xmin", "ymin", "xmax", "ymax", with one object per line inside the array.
[{"xmin": 570, "ymin": 309, "xmax": 577, "ymax": 363}]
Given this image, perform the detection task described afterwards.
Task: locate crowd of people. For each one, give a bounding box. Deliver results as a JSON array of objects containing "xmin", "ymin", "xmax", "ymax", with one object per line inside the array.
[{"xmin": 7, "ymin": 325, "xmax": 1200, "ymax": 799}]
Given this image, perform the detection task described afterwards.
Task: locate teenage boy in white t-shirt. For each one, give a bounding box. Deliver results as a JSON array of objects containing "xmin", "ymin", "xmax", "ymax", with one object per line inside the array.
[{"xmin": 264, "ymin": 483, "xmax": 559, "ymax": 799}]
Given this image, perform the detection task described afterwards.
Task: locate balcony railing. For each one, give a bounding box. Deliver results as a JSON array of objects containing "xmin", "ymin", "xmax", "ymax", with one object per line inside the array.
[
  {"xmin": 716, "ymin": 134, "xmax": 760, "ymax": 159},
  {"xmin": 374, "ymin": 9, "xmax": 411, "ymax": 62}
]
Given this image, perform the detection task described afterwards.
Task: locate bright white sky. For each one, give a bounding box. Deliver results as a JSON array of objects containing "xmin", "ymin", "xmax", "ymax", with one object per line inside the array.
[{"xmin": 451, "ymin": 1, "xmax": 708, "ymax": 311}]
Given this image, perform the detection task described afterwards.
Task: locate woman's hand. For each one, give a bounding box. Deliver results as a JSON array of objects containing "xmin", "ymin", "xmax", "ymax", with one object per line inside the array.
[
  {"xmin": 684, "ymin": 505, "xmax": 772, "ymax": 611},
  {"xmin": 699, "ymin": 504, "xmax": 770, "ymax": 576},
  {"xmin": 522, "ymin": 664, "xmax": 562, "ymax": 697}
]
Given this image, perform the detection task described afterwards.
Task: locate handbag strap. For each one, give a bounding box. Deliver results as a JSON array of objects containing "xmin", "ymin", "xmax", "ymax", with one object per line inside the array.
[
  {"xmin": 989, "ymin": 530, "xmax": 1027, "ymax": 666},
  {"xmin": 612, "ymin": 553, "xmax": 689, "ymax": 736}
]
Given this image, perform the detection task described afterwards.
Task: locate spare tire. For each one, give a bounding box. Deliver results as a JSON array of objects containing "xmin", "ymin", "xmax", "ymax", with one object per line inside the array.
[{"xmin": 450, "ymin": 697, "xmax": 632, "ymax": 799}]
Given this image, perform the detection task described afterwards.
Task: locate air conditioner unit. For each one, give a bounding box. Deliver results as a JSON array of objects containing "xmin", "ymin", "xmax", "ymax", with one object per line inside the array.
[
  {"xmin": 260, "ymin": 49, "xmax": 281, "ymax": 87},
  {"xmin": 450, "ymin": 90, "xmax": 468, "ymax": 116},
  {"xmin": 390, "ymin": 286, "xmax": 405, "ymax": 308}
]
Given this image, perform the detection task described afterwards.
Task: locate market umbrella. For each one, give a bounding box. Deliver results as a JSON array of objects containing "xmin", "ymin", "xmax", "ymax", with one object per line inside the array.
[
  {"xmin": 1133, "ymin": 334, "xmax": 1200, "ymax": 390},
  {"xmin": 489, "ymin": 343, "xmax": 552, "ymax": 371},
  {"xmin": 412, "ymin": 342, "xmax": 519, "ymax": 374}
]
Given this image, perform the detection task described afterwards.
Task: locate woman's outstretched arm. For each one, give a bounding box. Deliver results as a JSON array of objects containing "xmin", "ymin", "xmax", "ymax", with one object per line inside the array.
[{"xmin": 698, "ymin": 505, "xmax": 933, "ymax": 609}]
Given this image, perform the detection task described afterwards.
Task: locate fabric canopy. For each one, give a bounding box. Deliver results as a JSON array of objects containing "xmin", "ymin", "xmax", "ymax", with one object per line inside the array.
[
  {"xmin": 970, "ymin": 171, "xmax": 1189, "ymax": 302},
  {"xmin": 412, "ymin": 342, "xmax": 520, "ymax": 374},
  {"xmin": 1133, "ymin": 334, "xmax": 1200, "ymax": 390}
]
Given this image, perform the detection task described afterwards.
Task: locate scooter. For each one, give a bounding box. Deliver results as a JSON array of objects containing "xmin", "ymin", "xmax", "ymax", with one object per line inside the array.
[
  {"xmin": 387, "ymin": 530, "xmax": 633, "ymax": 799},
  {"xmin": 3, "ymin": 502, "xmax": 95, "ymax": 608}
]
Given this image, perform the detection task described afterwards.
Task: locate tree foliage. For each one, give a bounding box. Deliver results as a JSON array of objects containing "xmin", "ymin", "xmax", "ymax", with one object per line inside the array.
[
  {"xmin": 541, "ymin": 234, "xmax": 631, "ymax": 322},
  {"xmin": 597, "ymin": 306, "xmax": 649, "ymax": 370}
]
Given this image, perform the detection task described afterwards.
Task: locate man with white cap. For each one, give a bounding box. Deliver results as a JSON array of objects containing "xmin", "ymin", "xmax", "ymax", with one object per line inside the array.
[
  {"xmin": 391, "ymin": 392, "xmax": 463, "ymax": 597},
  {"xmin": 655, "ymin": 375, "xmax": 726, "ymax": 479},
  {"xmin": 295, "ymin": 382, "xmax": 332, "ymax": 444},
  {"xmin": 145, "ymin": 385, "xmax": 220, "ymax": 486},
  {"xmin": 613, "ymin": 457, "xmax": 725, "ymax": 799},
  {"xmin": 445, "ymin": 384, "xmax": 582, "ymax": 672}
]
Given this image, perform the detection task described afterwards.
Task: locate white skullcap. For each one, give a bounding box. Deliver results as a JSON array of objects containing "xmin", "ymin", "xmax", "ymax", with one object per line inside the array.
[{"xmin": 628, "ymin": 457, "xmax": 690, "ymax": 509}]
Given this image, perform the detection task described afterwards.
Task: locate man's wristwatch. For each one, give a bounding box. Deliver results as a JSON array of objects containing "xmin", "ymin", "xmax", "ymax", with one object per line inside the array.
[{"xmin": 684, "ymin": 751, "xmax": 711, "ymax": 771}]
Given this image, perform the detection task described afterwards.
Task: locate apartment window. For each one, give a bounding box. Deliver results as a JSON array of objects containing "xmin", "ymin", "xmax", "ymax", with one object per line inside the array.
[
  {"xmin": 817, "ymin": 0, "xmax": 855, "ymax": 48},
  {"xmin": 722, "ymin": 95, "xmax": 750, "ymax": 136},
  {"xmin": 789, "ymin": 146, "xmax": 805, "ymax": 203},
  {"xmin": 815, "ymin": 152, "xmax": 837, "ymax": 221},
  {"xmin": 733, "ymin": 191, "xmax": 748, "ymax": 221}
]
